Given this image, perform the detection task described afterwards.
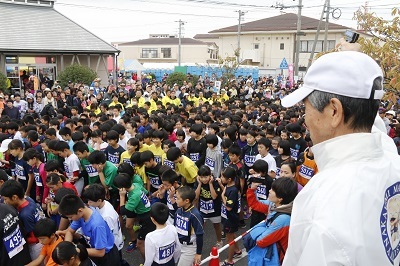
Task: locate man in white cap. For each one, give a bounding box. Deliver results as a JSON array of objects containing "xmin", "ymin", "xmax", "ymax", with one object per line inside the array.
[{"xmin": 282, "ymin": 45, "xmax": 400, "ymax": 265}]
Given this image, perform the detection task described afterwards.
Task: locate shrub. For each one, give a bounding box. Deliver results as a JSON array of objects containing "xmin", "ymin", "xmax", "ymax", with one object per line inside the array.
[
  {"xmin": 57, "ymin": 64, "xmax": 97, "ymax": 87},
  {"xmin": 0, "ymin": 72, "xmax": 9, "ymax": 92},
  {"xmin": 166, "ymin": 72, "xmax": 187, "ymax": 87}
]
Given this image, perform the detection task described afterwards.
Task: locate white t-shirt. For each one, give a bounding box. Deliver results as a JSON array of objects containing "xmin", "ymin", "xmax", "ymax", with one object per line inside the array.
[
  {"xmin": 97, "ymin": 201, "xmax": 124, "ymax": 251},
  {"xmin": 144, "ymin": 224, "xmax": 181, "ymax": 266},
  {"xmin": 63, "ymin": 153, "xmax": 81, "ymax": 180},
  {"xmin": 118, "ymin": 136, "xmax": 128, "ymax": 150},
  {"xmin": 255, "ymin": 153, "xmax": 277, "ymax": 174}
]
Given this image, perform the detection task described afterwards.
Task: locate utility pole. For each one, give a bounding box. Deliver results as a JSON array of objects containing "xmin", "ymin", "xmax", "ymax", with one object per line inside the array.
[
  {"xmin": 236, "ymin": 10, "xmax": 246, "ymax": 64},
  {"xmin": 273, "ymin": 1, "xmax": 303, "ymax": 76},
  {"xmin": 308, "ymin": 0, "xmax": 327, "ymax": 69},
  {"xmin": 324, "ymin": 0, "xmax": 330, "ymax": 52},
  {"xmin": 176, "ymin": 19, "xmax": 185, "ymax": 66},
  {"xmin": 294, "ymin": 0, "xmax": 303, "ymax": 77}
]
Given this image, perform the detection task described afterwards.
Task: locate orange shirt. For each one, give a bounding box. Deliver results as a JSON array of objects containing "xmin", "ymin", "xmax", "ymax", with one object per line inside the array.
[{"xmin": 40, "ymin": 235, "xmax": 63, "ymax": 266}]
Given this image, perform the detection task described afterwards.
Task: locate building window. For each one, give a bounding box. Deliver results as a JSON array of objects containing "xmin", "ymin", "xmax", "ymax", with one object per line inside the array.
[
  {"xmin": 327, "ymin": 40, "xmax": 336, "ymax": 50},
  {"xmin": 254, "ymin": 44, "xmax": 259, "ymax": 49},
  {"xmin": 141, "ymin": 48, "xmax": 158, "ymax": 58},
  {"xmin": 300, "ymin": 40, "xmax": 335, "ymax": 53},
  {"xmin": 280, "ymin": 43, "xmax": 284, "ymax": 50},
  {"xmin": 161, "ymin": 48, "xmax": 171, "ymax": 58}
]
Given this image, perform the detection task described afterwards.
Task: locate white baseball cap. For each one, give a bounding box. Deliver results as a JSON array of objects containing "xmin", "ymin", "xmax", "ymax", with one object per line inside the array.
[
  {"xmin": 0, "ymin": 139, "xmax": 13, "ymax": 153},
  {"xmin": 281, "ymin": 51, "xmax": 384, "ymax": 107}
]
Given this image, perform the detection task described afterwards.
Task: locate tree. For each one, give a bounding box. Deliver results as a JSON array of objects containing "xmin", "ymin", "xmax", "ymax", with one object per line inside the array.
[
  {"xmin": 354, "ymin": 7, "xmax": 400, "ymax": 95},
  {"xmin": 0, "ymin": 72, "xmax": 8, "ymax": 92},
  {"xmin": 57, "ymin": 64, "xmax": 97, "ymax": 88},
  {"xmin": 216, "ymin": 48, "xmax": 240, "ymax": 87},
  {"xmin": 166, "ymin": 72, "xmax": 187, "ymax": 87}
]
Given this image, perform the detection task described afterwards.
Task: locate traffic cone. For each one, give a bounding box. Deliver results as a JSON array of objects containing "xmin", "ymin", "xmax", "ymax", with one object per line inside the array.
[{"xmin": 209, "ymin": 246, "xmax": 220, "ymax": 266}]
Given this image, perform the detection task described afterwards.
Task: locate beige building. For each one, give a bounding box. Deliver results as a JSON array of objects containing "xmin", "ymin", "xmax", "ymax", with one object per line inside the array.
[
  {"xmin": 197, "ymin": 13, "xmax": 369, "ymax": 76},
  {"xmin": 114, "ymin": 36, "xmax": 218, "ymax": 65}
]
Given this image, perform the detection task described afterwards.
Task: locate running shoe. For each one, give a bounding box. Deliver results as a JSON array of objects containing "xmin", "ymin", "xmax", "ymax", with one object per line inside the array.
[{"xmin": 126, "ymin": 241, "xmax": 137, "ymax": 252}]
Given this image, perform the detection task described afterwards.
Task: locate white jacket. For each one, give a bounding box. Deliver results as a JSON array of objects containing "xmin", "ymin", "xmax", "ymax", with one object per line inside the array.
[{"xmin": 283, "ymin": 132, "xmax": 400, "ymax": 266}]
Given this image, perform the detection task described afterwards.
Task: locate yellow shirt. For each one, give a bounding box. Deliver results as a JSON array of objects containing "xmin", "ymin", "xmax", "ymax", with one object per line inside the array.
[
  {"xmin": 148, "ymin": 144, "xmax": 165, "ymax": 165},
  {"xmin": 109, "ymin": 101, "xmax": 125, "ymax": 110},
  {"xmin": 139, "ymin": 144, "xmax": 149, "ymax": 152},
  {"xmin": 137, "ymin": 97, "xmax": 146, "ymax": 108},
  {"xmin": 187, "ymin": 96, "xmax": 199, "ymax": 107},
  {"xmin": 176, "ymin": 155, "xmax": 198, "ymax": 184},
  {"xmin": 120, "ymin": 151, "xmax": 132, "ymax": 165},
  {"xmin": 170, "ymin": 97, "xmax": 181, "ymax": 106},
  {"xmin": 135, "ymin": 165, "xmax": 147, "ymax": 184},
  {"xmin": 85, "ymin": 106, "xmax": 101, "ymax": 115},
  {"xmin": 162, "ymin": 96, "xmax": 172, "ymax": 107},
  {"xmin": 220, "ymin": 93, "xmax": 229, "ymax": 102}
]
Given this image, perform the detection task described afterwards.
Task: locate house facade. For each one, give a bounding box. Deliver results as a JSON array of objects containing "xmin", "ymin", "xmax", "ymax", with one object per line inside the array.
[
  {"xmin": 114, "ymin": 36, "xmax": 218, "ymax": 67},
  {"xmin": 201, "ymin": 13, "xmax": 369, "ymax": 77}
]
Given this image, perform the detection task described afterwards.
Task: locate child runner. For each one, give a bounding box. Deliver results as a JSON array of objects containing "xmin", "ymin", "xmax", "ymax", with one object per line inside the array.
[
  {"xmin": 104, "ymin": 130, "xmax": 125, "ymax": 166},
  {"xmin": 248, "ymin": 160, "xmax": 274, "ymax": 227},
  {"xmin": 25, "ymin": 218, "xmax": 63, "ymax": 266},
  {"xmin": 0, "ymin": 180, "xmax": 43, "ymax": 263},
  {"xmin": 83, "ymin": 184, "xmax": 125, "ymax": 264},
  {"xmin": 55, "ymin": 141, "xmax": 83, "ymax": 195},
  {"xmin": 218, "ymin": 167, "xmax": 242, "ymax": 266},
  {"xmin": 158, "ymin": 168, "xmax": 182, "ymax": 225},
  {"xmin": 23, "ymin": 148, "xmax": 48, "ymax": 212},
  {"xmin": 87, "ymin": 151, "xmax": 119, "ymax": 210},
  {"xmin": 195, "ymin": 165, "xmax": 223, "ymax": 248},
  {"xmin": 8, "ymin": 139, "xmax": 35, "ymax": 199},
  {"xmin": 52, "ymin": 241, "xmax": 94, "ymax": 266},
  {"xmin": 166, "ymin": 147, "xmax": 198, "ymax": 187},
  {"xmin": 114, "ymin": 173, "xmax": 155, "ymax": 258},
  {"xmin": 204, "ymin": 134, "xmax": 222, "ymax": 179},
  {"xmin": 174, "ymin": 186, "xmax": 204, "ymax": 266},
  {"xmin": 57, "ymin": 195, "xmax": 121, "ymax": 266},
  {"xmin": 144, "ymin": 202, "xmax": 182, "ymax": 266}
]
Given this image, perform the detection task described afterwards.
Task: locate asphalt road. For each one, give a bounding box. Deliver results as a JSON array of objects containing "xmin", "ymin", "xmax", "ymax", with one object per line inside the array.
[{"xmin": 121, "ymin": 219, "xmax": 250, "ymax": 266}]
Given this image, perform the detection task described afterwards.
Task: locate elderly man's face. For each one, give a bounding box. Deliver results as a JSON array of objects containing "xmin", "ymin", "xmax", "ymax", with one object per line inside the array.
[{"xmin": 304, "ymin": 98, "xmax": 332, "ymax": 145}]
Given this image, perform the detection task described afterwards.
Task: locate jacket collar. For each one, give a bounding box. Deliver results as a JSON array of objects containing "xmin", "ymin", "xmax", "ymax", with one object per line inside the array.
[{"xmin": 311, "ymin": 132, "xmax": 383, "ymax": 172}]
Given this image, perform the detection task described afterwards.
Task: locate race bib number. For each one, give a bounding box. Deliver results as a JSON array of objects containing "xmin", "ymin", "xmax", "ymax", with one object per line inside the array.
[
  {"xmin": 237, "ymin": 192, "xmax": 241, "ymax": 213},
  {"xmin": 85, "ymin": 165, "xmax": 99, "ymax": 177},
  {"xmin": 159, "ymin": 242, "xmax": 175, "ymax": 260},
  {"xmin": 164, "ymin": 159, "xmax": 175, "ymax": 169},
  {"xmin": 34, "ymin": 172, "xmax": 42, "ymax": 187},
  {"xmin": 244, "ymin": 155, "xmax": 256, "ymax": 166},
  {"xmin": 290, "ymin": 148, "xmax": 299, "ymax": 159},
  {"xmin": 150, "ymin": 177, "xmax": 161, "ymax": 188},
  {"xmin": 15, "ymin": 165, "xmax": 26, "ymax": 180},
  {"xmin": 276, "ymin": 168, "xmax": 281, "ymax": 178},
  {"xmin": 190, "ymin": 153, "xmax": 200, "ymax": 162},
  {"xmin": 3, "ymin": 225, "xmax": 25, "ymax": 259},
  {"xmin": 154, "ymin": 156, "xmax": 162, "ymax": 164},
  {"xmin": 200, "ymin": 199, "xmax": 215, "ymax": 214},
  {"xmin": 205, "ymin": 157, "xmax": 215, "ymax": 170},
  {"xmin": 140, "ymin": 192, "xmax": 151, "ymax": 208},
  {"xmin": 221, "ymin": 204, "xmax": 227, "ymax": 219},
  {"xmin": 299, "ymin": 165, "xmax": 314, "ymax": 179},
  {"xmin": 175, "ymin": 214, "xmax": 189, "ymax": 236},
  {"xmin": 167, "ymin": 193, "xmax": 176, "ymax": 210},
  {"xmin": 256, "ymin": 185, "xmax": 267, "ymax": 199},
  {"xmin": 108, "ymin": 154, "xmax": 120, "ymax": 165},
  {"xmin": 122, "ymin": 158, "xmax": 133, "ymax": 166}
]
